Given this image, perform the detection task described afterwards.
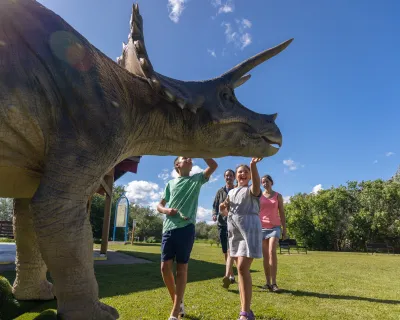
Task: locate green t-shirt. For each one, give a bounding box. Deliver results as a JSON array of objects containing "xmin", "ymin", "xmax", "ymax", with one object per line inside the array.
[{"xmin": 162, "ymin": 172, "xmax": 208, "ymax": 233}]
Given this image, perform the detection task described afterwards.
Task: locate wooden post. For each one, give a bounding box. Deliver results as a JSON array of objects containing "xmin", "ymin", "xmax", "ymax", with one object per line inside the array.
[
  {"xmin": 100, "ymin": 168, "xmax": 114, "ymax": 255},
  {"xmin": 131, "ymin": 227, "xmax": 135, "ymax": 245}
]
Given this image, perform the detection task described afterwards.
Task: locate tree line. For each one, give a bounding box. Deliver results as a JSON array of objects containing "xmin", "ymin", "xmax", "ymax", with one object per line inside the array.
[
  {"xmin": 285, "ymin": 179, "xmax": 400, "ymax": 251},
  {"xmin": 1, "ymin": 166, "xmax": 399, "ymax": 251}
]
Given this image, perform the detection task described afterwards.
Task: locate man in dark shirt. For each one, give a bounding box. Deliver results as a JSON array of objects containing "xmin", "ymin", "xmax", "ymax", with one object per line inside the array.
[{"xmin": 212, "ymin": 169, "xmax": 235, "ymax": 284}]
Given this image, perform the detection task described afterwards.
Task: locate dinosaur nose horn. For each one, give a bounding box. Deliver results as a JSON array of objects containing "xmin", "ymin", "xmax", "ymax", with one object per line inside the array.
[{"xmin": 272, "ymin": 113, "xmax": 278, "ymax": 121}]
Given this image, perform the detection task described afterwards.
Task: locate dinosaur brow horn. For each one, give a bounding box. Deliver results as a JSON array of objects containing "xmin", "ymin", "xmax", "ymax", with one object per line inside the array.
[{"xmin": 221, "ymin": 38, "xmax": 294, "ymax": 83}]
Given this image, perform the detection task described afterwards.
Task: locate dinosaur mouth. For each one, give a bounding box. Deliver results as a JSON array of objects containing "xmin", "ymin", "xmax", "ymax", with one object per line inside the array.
[{"xmin": 262, "ymin": 136, "xmax": 281, "ymax": 149}]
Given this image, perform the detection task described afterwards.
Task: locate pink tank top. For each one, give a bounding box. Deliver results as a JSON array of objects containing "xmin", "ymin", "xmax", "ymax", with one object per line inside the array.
[{"xmin": 259, "ymin": 192, "xmax": 281, "ymax": 229}]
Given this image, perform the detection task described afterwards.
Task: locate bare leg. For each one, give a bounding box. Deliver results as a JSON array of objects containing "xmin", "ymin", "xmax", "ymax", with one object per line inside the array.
[
  {"xmin": 269, "ymin": 237, "xmax": 279, "ymax": 284},
  {"xmin": 171, "ymin": 263, "xmax": 188, "ymax": 318},
  {"xmin": 32, "ymin": 173, "xmax": 118, "ymax": 319},
  {"xmin": 262, "ymin": 239, "xmax": 271, "ymax": 285},
  {"xmin": 237, "ymin": 256, "xmax": 253, "ymax": 318},
  {"xmin": 12, "ymin": 198, "xmax": 54, "ymax": 300},
  {"xmin": 224, "ymin": 250, "xmax": 235, "ymax": 278},
  {"xmin": 161, "ymin": 260, "xmax": 175, "ymax": 302}
]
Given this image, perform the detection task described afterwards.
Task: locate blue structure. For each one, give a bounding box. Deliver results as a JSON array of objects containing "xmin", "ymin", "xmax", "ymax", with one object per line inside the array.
[{"xmin": 112, "ymin": 194, "xmax": 130, "ymax": 242}]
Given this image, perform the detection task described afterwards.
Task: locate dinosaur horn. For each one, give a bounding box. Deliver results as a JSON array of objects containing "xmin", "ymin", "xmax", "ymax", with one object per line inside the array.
[{"xmin": 222, "ymin": 38, "xmax": 294, "ymax": 83}]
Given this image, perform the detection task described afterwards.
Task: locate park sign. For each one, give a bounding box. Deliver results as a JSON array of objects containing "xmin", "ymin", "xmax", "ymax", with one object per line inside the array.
[{"xmin": 112, "ymin": 194, "xmax": 130, "ymax": 242}]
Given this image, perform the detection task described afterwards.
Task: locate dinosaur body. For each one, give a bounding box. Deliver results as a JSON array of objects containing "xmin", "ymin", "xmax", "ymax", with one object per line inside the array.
[{"xmin": 0, "ymin": 0, "xmax": 292, "ymax": 318}]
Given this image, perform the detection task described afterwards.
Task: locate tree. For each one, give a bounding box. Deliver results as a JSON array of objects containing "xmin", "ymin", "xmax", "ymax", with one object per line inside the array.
[
  {"xmin": 129, "ymin": 204, "xmax": 163, "ymax": 242},
  {"xmin": 285, "ymin": 179, "xmax": 400, "ymax": 251},
  {"xmin": 195, "ymin": 221, "xmax": 211, "ymax": 239},
  {"xmin": 393, "ymin": 166, "xmax": 400, "ymax": 183},
  {"xmin": 0, "ymin": 198, "xmax": 13, "ymax": 221},
  {"xmin": 207, "ymin": 224, "xmax": 220, "ymax": 245}
]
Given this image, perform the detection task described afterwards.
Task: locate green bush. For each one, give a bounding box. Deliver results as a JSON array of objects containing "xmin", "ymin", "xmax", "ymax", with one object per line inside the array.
[
  {"xmin": 0, "ymin": 276, "xmax": 20, "ymax": 320},
  {"xmin": 0, "ymin": 238, "xmax": 15, "ymax": 243},
  {"xmin": 145, "ymin": 236, "xmax": 158, "ymax": 243}
]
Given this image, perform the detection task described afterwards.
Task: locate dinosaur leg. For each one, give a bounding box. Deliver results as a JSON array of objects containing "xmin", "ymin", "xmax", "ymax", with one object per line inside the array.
[
  {"xmin": 12, "ymin": 198, "xmax": 54, "ymax": 300},
  {"xmin": 31, "ymin": 166, "xmax": 118, "ymax": 320}
]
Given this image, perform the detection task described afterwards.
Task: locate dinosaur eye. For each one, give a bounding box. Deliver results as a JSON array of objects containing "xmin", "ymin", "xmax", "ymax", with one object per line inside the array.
[{"xmin": 222, "ymin": 93, "xmax": 229, "ymax": 100}]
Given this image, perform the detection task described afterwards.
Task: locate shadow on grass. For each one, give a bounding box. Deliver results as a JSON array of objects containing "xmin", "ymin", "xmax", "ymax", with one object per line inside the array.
[
  {"xmin": 277, "ymin": 288, "xmax": 400, "ymax": 305},
  {"xmin": 1, "ymin": 248, "xmax": 258, "ymax": 319},
  {"xmin": 94, "ymin": 250, "xmax": 252, "ymax": 299}
]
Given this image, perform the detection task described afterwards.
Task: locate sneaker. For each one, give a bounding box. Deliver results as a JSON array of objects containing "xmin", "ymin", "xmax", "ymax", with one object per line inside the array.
[
  {"xmin": 271, "ymin": 283, "xmax": 280, "ymax": 293},
  {"xmin": 261, "ymin": 283, "xmax": 272, "ymax": 291},
  {"xmin": 168, "ymin": 317, "xmax": 179, "ymax": 320},
  {"xmin": 179, "ymin": 301, "xmax": 185, "ymax": 317},
  {"xmin": 229, "ymin": 276, "xmax": 236, "ymax": 284},
  {"xmin": 222, "ymin": 276, "xmax": 231, "ymax": 289}
]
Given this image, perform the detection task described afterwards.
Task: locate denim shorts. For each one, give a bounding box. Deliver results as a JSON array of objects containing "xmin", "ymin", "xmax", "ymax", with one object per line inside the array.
[
  {"xmin": 161, "ymin": 223, "xmax": 195, "ymax": 264},
  {"xmin": 262, "ymin": 226, "xmax": 281, "ymax": 240}
]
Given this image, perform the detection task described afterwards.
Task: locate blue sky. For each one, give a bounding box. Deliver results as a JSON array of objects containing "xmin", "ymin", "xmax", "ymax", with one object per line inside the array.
[{"xmin": 38, "ymin": 0, "xmax": 399, "ymax": 222}]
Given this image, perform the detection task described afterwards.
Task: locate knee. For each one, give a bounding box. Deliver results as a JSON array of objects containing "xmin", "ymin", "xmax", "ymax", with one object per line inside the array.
[
  {"xmin": 161, "ymin": 262, "xmax": 172, "ymax": 274},
  {"xmin": 237, "ymin": 263, "xmax": 249, "ymax": 274},
  {"xmin": 176, "ymin": 264, "xmax": 188, "ymax": 275}
]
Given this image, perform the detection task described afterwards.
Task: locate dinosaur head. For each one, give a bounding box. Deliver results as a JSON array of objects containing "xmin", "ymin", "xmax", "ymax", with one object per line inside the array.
[{"xmin": 117, "ymin": 4, "xmax": 292, "ymax": 158}]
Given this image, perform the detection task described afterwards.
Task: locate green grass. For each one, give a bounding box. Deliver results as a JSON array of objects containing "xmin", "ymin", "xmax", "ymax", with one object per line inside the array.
[{"xmin": 1, "ymin": 243, "xmax": 399, "ymax": 319}]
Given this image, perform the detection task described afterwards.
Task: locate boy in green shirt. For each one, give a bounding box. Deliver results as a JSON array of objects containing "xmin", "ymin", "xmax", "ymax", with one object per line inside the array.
[{"xmin": 157, "ymin": 157, "xmax": 218, "ymax": 320}]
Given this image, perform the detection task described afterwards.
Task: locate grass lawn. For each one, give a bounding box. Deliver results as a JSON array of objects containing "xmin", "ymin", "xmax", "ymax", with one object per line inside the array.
[{"xmin": 1, "ymin": 242, "xmax": 399, "ymax": 320}]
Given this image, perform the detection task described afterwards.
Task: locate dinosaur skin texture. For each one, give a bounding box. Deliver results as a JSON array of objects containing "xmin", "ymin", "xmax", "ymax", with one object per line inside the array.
[{"xmin": 0, "ymin": 0, "xmax": 292, "ymax": 318}]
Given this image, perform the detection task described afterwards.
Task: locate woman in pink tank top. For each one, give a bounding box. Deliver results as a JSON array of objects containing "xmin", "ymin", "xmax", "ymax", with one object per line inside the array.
[{"xmin": 259, "ymin": 174, "xmax": 286, "ymax": 292}]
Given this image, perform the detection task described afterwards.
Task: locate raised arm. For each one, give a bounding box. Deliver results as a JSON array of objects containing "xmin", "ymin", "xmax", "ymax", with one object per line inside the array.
[
  {"xmin": 203, "ymin": 158, "xmax": 218, "ymax": 179},
  {"xmin": 277, "ymin": 194, "xmax": 287, "ymax": 238},
  {"xmin": 250, "ymin": 158, "xmax": 262, "ymax": 196}
]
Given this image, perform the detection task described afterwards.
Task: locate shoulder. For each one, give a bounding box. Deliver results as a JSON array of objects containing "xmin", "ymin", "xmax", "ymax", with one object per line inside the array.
[{"xmin": 190, "ymin": 172, "xmax": 203, "ymax": 179}]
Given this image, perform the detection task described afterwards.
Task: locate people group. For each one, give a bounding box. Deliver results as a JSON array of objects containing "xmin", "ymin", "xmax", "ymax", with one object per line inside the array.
[{"xmin": 157, "ymin": 156, "xmax": 286, "ymax": 320}]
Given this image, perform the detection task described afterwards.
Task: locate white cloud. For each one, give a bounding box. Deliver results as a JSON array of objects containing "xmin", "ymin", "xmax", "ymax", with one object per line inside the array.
[
  {"xmin": 125, "ymin": 180, "xmax": 163, "ymax": 208},
  {"xmin": 373, "ymin": 160, "xmax": 378, "ymax": 164},
  {"xmin": 283, "ymin": 196, "xmax": 291, "ymax": 204},
  {"xmin": 386, "ymin": 152, "xmax": 395, "ymax": 157},
  {"xmin": 158, "ymin": 169, "xmax": 170, "ymax": 183},
  {"xmin": 218, "ymin": 1, "xmax": 235, "ymax": 14},
  {"xmin": 222, "ymin": 22, "xmax": 237, "ymax": 43},
  {"xmin": 240, "ymin": 33, "xmax": 252, "ymax": 49},
  {"xmin": 197, "ymin": 206, "xmax": 213, "ymax": 222},
  {"xmin": 241, "ymin": 18, "xmax": 252, "ymax": 29},
  {"xmin": 212, "ymin": 0, "xmax": 234, "ymax": 14},
  {"xmin": 211, "ymin": 0, "xmax": 222, "ymax": 7},
  {"xmin": 207, "ymin": 48, "xmax": 217, "ymax": 57},
  {"xmin": 311, "ymin": 184, "xmax": 323, "ymax": 194},
  {"xmin": 283, "ymin": 159, "xmax": 301, "ymax": 171},
  {"xmin": 168, "ymin": 0, "xmax": 186, "ymax": 23},
  {"xmin": 221, "ymin": 18, "xmax": 252, "ymax": 50}
]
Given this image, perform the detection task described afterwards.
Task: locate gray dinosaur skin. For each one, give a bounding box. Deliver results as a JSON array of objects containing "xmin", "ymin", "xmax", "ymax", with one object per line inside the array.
[{"xmin": 0, "ymin": 0, "xmax": 292, "ymax": 318}]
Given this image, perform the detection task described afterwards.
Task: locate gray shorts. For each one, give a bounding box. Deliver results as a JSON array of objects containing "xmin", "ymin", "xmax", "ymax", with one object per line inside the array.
[{"xmin": 262, "ymin": 226, "xmax": 281, "ymax": 240}]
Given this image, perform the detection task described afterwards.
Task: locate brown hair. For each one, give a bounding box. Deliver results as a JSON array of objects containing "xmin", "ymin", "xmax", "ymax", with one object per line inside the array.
[
  {"xmin": 234, "ymin": 164, "xmax": 251, "ymax": 187},
  {"xmin": 261, "ymin": 174, "xmax": 274, "ymax": 185},
  {"xmin": 174, "ymin": 156, "xmax": 181, "ymax": 173}
]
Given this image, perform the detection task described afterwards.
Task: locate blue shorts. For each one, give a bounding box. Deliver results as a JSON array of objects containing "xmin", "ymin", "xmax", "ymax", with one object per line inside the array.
[
  {"xmin": 262, "ymin": 226, "xmax": 281, "ymax": 240},
  {"xmin": 161, "ymin": 223, "xmax": 195, "ymax": 264}
]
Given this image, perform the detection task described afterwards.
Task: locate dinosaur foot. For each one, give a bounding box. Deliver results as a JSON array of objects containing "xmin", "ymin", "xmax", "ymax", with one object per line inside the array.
[
  {"xmin": 58, "ymin": 301, "xmax": 119, "ymax": 320},
  {"xmin": 13, "ymin": 280, "xmax": 54, "ymax": 301}
]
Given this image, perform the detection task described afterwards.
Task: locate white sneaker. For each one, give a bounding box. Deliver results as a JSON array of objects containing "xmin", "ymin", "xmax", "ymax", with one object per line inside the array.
[
  {"xmin": 180, "ymin": 301, "xmax": 185, "ymax": 317},
  {"xmin": 168, "ymin": 317, "xmax": 178, "ymax": 320}
]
